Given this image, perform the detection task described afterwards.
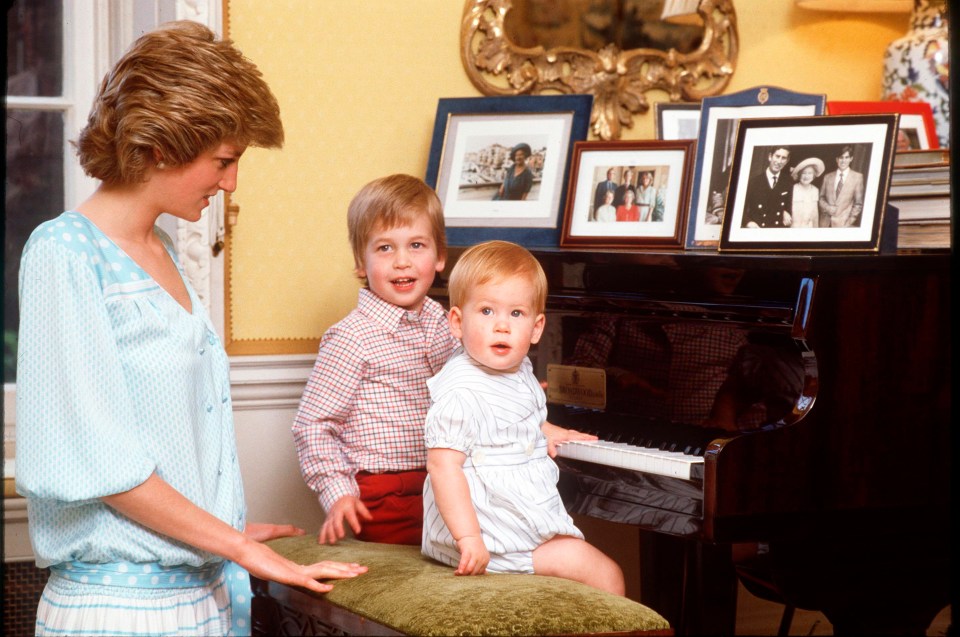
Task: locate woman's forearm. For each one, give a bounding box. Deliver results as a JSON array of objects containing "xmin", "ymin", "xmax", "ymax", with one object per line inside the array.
[{"xmin": 102, "ymin": 472, "xmax": 251, "ymax": 561}]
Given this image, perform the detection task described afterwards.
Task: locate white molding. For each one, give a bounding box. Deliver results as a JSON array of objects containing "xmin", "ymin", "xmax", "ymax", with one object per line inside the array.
[
  {"xmin": 2, "ymin": 497, "xmax": 33, "ymax": 563},
  {"xmin": 3, "ymin": 384, "xmax": 15, "ymax": 428},
  {"xmin": 175, "ymin": 208, "xmax": 218, "ymax": 324},
  {"xmin": 229, "ymin": 355, "xmax": 314, "ymax": 411}
]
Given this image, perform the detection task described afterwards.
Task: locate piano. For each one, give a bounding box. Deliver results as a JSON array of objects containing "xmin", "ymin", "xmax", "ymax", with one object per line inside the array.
[{"xmin": 432, "ymin": 248, "xmax": 951, "ymax": 636}]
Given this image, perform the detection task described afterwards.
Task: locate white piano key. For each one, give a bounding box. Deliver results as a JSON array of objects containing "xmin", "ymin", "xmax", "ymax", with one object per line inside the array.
[{"xmin": 556, "ymin": 440, "xmax": 703, "ymax": 480}]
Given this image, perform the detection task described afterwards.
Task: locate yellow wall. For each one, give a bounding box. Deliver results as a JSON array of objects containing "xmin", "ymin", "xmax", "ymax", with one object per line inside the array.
[{"xmin": 225, "ymin": 0, "xmax": 908, "ymax": 352}]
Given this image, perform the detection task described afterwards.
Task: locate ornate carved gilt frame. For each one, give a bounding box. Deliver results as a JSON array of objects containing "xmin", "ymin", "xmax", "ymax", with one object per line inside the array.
[{"xmin": 461, "ymin": 0, "xmax": 739, "ymax": 140}]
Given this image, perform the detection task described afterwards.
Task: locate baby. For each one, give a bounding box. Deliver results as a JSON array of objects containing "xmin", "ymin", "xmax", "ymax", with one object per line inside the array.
[{"xmin": 421, "ymin": 240, "xmax": 625, "ymax": 595}]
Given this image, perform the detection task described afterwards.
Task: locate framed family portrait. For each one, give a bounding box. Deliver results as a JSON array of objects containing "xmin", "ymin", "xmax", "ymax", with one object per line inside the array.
[
  {"xmin": 654, "ymin": 102, "xmax": 701, "ymax": 141},
  {"xmin": 827, "ymin": 100, "xmax": 939, "ymax": 150},
  {"xmin": 560, "ymin": 140, "xmax": 694, "ymax": 249},
  {"xmin": 719, "ymin": 114, "xmax": 899, "ymax": 253},
  {"xmin": 686, "ymin": 86, "xmax": 826, "ymax": 250},
  {"xmin": 425, "ymin": 94, "xmax": 593, "ymax": 247}
]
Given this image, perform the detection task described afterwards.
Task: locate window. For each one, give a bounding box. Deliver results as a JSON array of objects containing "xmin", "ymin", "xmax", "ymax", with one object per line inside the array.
[
  {"xmin": 5, "ymin": 0, "xmax": 100, "ymax": 382},
  {"xmin": 4, "ymin": 0, "xmax": 223, "ymax": 384},
  {"xmin": 4, "ymin": 1, "xmax": 224, "ymax": 484}
]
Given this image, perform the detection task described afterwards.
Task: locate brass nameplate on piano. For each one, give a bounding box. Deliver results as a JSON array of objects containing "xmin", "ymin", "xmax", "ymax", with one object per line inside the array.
[{"xmin": 546, "ymin": 364, "xmax": 606, "ymax": 409}]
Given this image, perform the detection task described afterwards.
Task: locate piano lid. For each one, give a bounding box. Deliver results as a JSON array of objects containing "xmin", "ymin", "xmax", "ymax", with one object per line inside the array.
[
  {"xmin": 528, "ymin": 257, "xmax": 815, "ymax": 435},
  {"xmin": 429, "ymin": 248, "xmax": 821, "ymax": 436}
]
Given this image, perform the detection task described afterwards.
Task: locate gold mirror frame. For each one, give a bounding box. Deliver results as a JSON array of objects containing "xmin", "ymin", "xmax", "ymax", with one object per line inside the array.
[{"xmin": 461, "ymin": 0, "xmax": 739, "ymax": 140}]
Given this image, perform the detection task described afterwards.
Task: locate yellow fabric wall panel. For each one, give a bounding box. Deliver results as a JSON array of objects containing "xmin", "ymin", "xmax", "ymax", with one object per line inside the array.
[
  {"xmin": 731, "ymin": 4, "xmax": 907, "ymax": 97},
  {"xmin": 225, "ymin": 0, "xmax": 909, "ymax": 351},
  {"xmin": 226, "ymin": 1, "xmax": 475, "ymax": 348}
]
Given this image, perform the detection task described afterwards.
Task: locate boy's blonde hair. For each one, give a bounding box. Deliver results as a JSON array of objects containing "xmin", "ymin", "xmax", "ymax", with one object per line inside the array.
[
  {"xmin": 76, "ymin": 20, "xmax": 283, "ymax": 185},
  {"xmin": 448, "ymin": 240, "xmax": 547, "ymax": 314},
  {"xmin": 347, "ymin": 174, "xmax": 447, "ymax": 276}
]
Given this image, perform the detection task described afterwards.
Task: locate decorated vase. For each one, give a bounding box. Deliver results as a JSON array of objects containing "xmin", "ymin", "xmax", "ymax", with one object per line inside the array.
[{"xmin": 881, "ymin": 0, "xmax": 950, "ymax": 147}]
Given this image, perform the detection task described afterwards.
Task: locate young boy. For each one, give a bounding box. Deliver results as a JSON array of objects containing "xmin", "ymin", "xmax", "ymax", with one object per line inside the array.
[{"xmin": 293, "ymin": 174, "xmax": 455, "ymax": 545}]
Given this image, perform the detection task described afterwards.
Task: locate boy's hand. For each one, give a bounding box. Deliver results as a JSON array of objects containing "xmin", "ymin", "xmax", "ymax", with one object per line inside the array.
[
  {"xmin": 541, "ymin": 421, "xmax": 598, "ymax": 458},
  {"xmin": 454, "ymin": 536, "xmax": 490, "ymax": 575},
  {"xmin": 318, "ymin": 496, "xmax": 372, "ymax": 545}
]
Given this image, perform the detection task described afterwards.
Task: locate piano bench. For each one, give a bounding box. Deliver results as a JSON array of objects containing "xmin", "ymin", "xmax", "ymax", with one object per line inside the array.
[{"xmin": 252, "ymin": 536, "xmax": 672, "ymax": 636}]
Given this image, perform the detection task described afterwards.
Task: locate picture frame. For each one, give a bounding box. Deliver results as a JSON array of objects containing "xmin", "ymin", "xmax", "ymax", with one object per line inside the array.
[
  {"xmin": 686, "ymin": 86, "xmax": 826, "ymax": 250},
  {"xmin": 718, "ymin": 114, "xmax": 898, "ymax": 253},
  {"xmin": 654, "ymin": 102, "xmax": 701, "ymax": 141},
  {"xmin": 827, "ymin": 100, "xmax": 939, "ymax": 150},
  {"xmin": 560, "ymin": 140, "xmax": 694, "ymax": 250},
  {"xmin": 424, "ymin": 94, "xmax": 593, "ymax": 247}
]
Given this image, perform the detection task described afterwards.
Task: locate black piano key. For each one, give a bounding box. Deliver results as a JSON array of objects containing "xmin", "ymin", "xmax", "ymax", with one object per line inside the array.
[{"xmin": 547, "ymin": 405, "xmax": 727, "ymax": 458}]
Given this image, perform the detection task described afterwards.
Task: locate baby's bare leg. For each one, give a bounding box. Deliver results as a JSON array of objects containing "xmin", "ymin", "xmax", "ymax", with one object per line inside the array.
[{"xmin": 532, "ymin": 535, "xmax": 625, "ymax": 596}]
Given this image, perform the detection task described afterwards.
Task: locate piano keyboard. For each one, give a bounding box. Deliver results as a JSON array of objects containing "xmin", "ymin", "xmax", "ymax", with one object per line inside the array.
[{"xmin": 556, "ymin": 440, "xmax": 704, "ymax": 480}]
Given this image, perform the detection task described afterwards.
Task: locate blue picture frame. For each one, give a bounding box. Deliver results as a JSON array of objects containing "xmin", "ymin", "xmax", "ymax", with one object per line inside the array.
[
  {"xmin": 685, "ymin": 86, "xmax": 826, "ymax": 250},
  {"xmin": 425, "ymin": 94, "xmax": 593, "ymax": 248}
]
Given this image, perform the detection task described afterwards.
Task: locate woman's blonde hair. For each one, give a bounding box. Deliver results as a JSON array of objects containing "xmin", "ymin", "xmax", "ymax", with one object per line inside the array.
[
  {"xmin": 347, "ymin": 174, "xmax": 447, "ymax": 276},
  {"xmin": 448, "ymin": 240, "xmax": 547, "ymax": 314},
  {"xmin": 75, "ymin": 20, "xmax": 283, "ymax": 184}
]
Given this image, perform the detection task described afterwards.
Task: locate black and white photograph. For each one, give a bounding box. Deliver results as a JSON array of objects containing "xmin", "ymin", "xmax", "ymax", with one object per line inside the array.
[
  {"xmin": 686, "ymin": 86, "xmax": 826, "ymax": 249},
  {"xmin": 561, "ymin": 140, "xmax": 693, "ymax": 249},
  {"xmin": 719, "ymin": 114, "xmax": 898, "ymax": 253}
]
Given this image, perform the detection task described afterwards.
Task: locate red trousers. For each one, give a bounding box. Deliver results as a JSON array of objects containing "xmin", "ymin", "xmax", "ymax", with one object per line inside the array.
[{"xmin": 354, "ymin": 470, "xmax": 427, "ymax": 545}]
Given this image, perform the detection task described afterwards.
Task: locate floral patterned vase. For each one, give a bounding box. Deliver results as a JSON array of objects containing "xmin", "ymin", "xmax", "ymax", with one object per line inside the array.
[{"xmin": 881, "ymin": 0, "xmax": 950, "ymax": 147}]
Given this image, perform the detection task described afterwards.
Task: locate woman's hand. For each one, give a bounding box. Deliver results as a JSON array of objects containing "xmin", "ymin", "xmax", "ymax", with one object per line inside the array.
[
  {"xmin": 236, "ymin": 537, "xmax": 368, "ymax": 594},
  {"xmin": 102, "ymin": 473, "xmax": 367, "ymax": 596}
]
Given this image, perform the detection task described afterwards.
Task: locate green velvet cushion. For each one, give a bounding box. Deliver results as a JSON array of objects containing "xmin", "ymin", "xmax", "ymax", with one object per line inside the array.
[{"xmin": 265, "ymin": 536, "xmax": 671, "ymax": 636}]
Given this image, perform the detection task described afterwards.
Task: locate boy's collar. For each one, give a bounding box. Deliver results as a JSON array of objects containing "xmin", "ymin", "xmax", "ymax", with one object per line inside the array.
[{"xmin": 357, "ymin": 287, "xmax": 442, "ymax": 329}]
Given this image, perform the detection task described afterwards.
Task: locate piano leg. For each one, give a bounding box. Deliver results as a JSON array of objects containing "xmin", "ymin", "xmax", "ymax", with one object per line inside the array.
[{"xmin": 638, "ymin": 531, "xmax": 738, "ymax": 636}]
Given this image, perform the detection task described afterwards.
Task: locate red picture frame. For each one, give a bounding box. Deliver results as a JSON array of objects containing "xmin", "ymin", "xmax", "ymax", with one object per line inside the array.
[{"xmin": 826, "ymin": 101, "xmax": 939, "ymax": 150}]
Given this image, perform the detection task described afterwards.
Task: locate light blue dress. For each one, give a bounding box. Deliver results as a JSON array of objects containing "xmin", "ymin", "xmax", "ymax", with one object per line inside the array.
[
  {"xmin": 421, "ymin": 348, "xmax": 583, "ymax": 574},
  {"xmin": 16, "ymin": 211, "xmax": 248, "ymax": 634}
]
